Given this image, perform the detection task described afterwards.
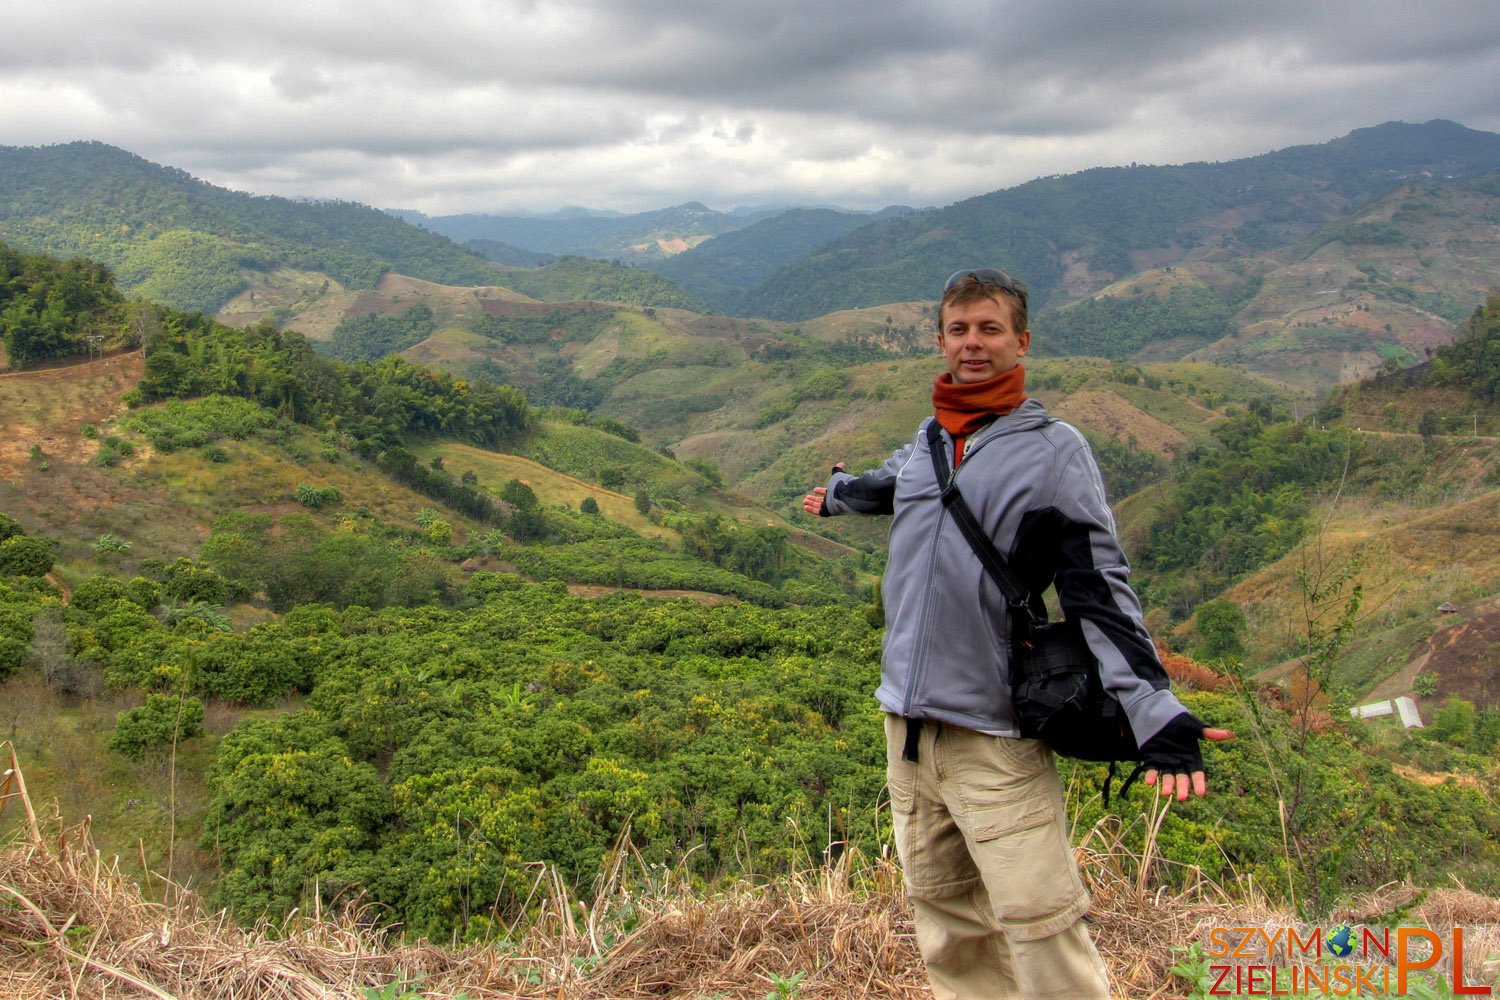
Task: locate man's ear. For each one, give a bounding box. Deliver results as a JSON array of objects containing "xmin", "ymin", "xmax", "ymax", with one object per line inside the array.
[{"xmin": 1017, "ymin": 328, "xmax": 1032, "ymax": 356}]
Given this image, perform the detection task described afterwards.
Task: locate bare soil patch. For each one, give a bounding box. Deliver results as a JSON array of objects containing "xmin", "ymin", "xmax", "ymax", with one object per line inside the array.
[
  {"xmin": 0, "ymin": 351, "xmax": 142, "ymax": 473},
  {"xmin": 1050, "ymin": 389, "xmax": 1190, "ymax": 457},
  {"xmin": 1375, "ymin": 596, "xmax": 1500, "ymax": 711}
]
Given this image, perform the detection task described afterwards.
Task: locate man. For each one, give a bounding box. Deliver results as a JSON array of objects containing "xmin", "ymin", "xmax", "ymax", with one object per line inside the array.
[{"xmin": 803, "ymin": 268, "xmax": 1229, "ymax": 999}]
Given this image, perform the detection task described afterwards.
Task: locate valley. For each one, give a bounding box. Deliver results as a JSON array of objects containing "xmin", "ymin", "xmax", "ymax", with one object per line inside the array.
[{"xmin": 2, "ymin": 120, "xmax": 1499, "ymax": 998}]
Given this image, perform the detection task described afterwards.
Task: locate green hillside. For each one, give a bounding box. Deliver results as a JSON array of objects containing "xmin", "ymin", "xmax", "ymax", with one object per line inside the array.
[
  {"xmin": 732, "ymin": 120, "xmax": 1500, "ymax": 322},
  {"xmin": 646, "ymin": 206, "xmax": 910, "ymax": 313},
  {"xmin": 10, "ymin": 124, "xmax": 1497, "ymax": 402},
  {"xmin": 396, "ymin": 201, "xmax": 771, "ymax": 262},
  {"xmin": 0, "ymin": 141, "xmax": 504, "ymax": 312},
  {"xmin": 4, "ymin": 245, "xmax": 1499, "ymax": 953},
  {"xmin": 489, "ymin": 255, "xmax": 709, "ymax": 310}
]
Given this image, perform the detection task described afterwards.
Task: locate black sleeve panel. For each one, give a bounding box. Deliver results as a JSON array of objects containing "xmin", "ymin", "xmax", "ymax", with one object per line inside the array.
[
  {"xmin": 1012, "ymin": 506, "xmax": 1168, "ymax": 691},
  {"xmin": 834, "ymin": 475, "xmax": 896, "ymax": 515}
]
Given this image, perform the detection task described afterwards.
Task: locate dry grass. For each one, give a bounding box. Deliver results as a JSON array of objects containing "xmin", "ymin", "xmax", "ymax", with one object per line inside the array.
[{"xmin": 5, "ymin": 743, "xmax": 1497, "ymax": 999}]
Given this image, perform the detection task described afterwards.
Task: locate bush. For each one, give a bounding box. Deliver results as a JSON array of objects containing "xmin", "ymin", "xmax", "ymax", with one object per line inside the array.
[
  {"xmin": 72, "ymin": 575, "xmax": 159, "ymax": 613},
  {"xmin": 93, "ymin": 436, "xmax": 136, "ymax": 467},
  {"xmin": 93, "ymin": 534, "xmax": 133, "ymax": 556},
  {"xmin": 0, "ymin": 604, "xmax": 31, "ymax": 680},
  {"xmin": 294, "ymin": 484, "xmax": 342, "ymax": 510},
  {"xmin": 161, "ymin": 558, "xmax": 242, "ymax": 605},
  {"xmin": 580, "ymin": 497, "xmax": 600, "ymax": 515},
  {"xmin": 108, "ymin": 694, "xmax": 206, "ymax": 760},
  {"xmin": 0, "ymin": 535, "xmax": 55, "ymax": 577}
]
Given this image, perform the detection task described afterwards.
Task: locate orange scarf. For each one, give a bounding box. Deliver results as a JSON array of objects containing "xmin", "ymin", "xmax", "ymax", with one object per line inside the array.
[{"xmin": 931, "ymin": 366, "xmax": 1027, "ymax": 465}]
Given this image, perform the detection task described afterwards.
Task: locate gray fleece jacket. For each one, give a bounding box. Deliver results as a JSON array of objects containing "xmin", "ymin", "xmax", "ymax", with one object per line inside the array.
[{"xmin": 820, "ymin": 398, "xmax": 1186, "ymax": 747}]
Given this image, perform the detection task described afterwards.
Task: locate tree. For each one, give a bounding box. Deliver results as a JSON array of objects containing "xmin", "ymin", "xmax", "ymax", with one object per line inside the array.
[
  {"xmin": 0, "ymin": 535, "xmax": 54, "ymax": 577},
  {"xmin": 108, "ymin": 693, "xmax": 205, "ymax": 760},
  {"xmin": 634, "ymin": 489, "xmax": 652, "ymax": 515},
  {"xmin": 1193, "ymin": 598, "xmax": 1247, "ymax": 663},
  {"xmin": 500, "ymin": 479, "xmax": 538, "ymax": 510},
  {"xmin": 1430, "ymin": 697, "xmax": 1477, "ymax": 747},
  {"xmin": 0, "ymin": 604, "xmax": 30, "ymax": 680},
  {"xmin": 1418, "ymin": 409, "xmax": 1441, "ymax": 441},
  {"xmin": 579, "ymin": 497, "xmax": 600, "ymax": 515}
]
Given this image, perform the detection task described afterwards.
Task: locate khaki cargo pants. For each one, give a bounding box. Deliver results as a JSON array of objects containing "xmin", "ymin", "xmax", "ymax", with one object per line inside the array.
[{"xmin": 884, "ymin": 714, "xmax": 1111, "ymax": 1000}]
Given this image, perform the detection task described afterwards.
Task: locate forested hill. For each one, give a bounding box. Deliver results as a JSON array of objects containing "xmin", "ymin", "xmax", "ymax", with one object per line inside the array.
[
  {"xmin": 0, "ymin": 141, "xmax": 504, "ymax": 312},
  {"xmin": 729, "ymin": 120, "xmax": 1500, "ymax": 320},
  {"xmin": 393, "ymin": 202, "xmax": 775, "ymax": 262}
]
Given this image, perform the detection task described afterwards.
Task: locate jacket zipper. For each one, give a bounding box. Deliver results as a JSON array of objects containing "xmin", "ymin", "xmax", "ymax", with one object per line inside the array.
[{"xmin": 899, "ymin": 416, "xmax": 1023, "ymax": 718}]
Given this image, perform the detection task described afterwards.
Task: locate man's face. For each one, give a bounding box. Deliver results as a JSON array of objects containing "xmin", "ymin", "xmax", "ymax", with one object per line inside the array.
[{"xmin": 936, "ymin": 295, "xmax": 1031, "ymax": 384}]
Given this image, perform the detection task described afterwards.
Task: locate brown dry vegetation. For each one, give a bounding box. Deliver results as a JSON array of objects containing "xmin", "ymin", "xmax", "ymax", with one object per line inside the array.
[
  {"xmin": 1231, "ymin": 486, "xmax": 1500, "ymax": 674},
  {"xmin": 0, "ymin": 351, "xmax": 216, "ymax": 568},
  {"xmin": 1049, "ymin": 390, "xmax": 1190, "ymax": 458},
  {"xmin": 5, "ymin": 745, "xmax": 1498, "ymax": 999}
]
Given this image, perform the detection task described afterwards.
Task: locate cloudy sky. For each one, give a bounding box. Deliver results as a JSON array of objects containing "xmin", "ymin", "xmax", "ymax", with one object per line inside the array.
[{"xmin": 5, "ymin": 0, "xmax": 1500, "ymax": 216}]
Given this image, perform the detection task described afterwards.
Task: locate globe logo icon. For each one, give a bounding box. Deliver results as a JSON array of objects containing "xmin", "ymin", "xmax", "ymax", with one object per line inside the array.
[{"xmin": 1326, "ymin": 924, "xmax": 1355, "ymax": 958}]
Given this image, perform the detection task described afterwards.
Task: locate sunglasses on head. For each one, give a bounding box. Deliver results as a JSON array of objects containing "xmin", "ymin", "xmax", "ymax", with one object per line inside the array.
[{"xmin": 944, "ymin": 267, "xmax": 1027, "ymax": 297}]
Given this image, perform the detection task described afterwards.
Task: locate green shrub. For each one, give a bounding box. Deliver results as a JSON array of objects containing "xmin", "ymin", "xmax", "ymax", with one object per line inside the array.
[
  {"xmin": 294, "ymin": 484, "xmax": 342, "ymax": 510},
  {"xmin": 93, "ymin": 534, "xmax": 133, "ymax": 556},
  {"xmin": 94, "ymin": 435, "xmax": 136, "ymax": 467},
  {"xmin": 108, "ymin": 694, "xmax": 205, "ymax": 760},
  {"xmin": 161, "ymin": 558, "xmax": 242, "ymax": 605},
  {"xmin": 0, "ymin": 604, "xmax": 32, "ymax": 680},
  {"xmin": 0, "ymin": 535, "xmax": 55, "ymax": 577},
  {"xmin": 72, "ymin": 575, "xmax": 159, "ymax": 613}
]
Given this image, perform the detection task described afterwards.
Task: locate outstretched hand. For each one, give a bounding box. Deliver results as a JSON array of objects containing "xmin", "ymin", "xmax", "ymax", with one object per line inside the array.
[
  {"xmin": 1144, "ymin": 725, "xmax": 1233, "ymax": 801},
  {"xmin": 802, "ymin": 462, "xmax": 845, "ymax": 515}
]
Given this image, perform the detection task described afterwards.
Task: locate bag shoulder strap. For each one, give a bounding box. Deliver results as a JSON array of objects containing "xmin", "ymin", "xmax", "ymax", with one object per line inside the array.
[{"xmin": 924, "ymin": 420, "xmax": 1038, "ymax": 623}]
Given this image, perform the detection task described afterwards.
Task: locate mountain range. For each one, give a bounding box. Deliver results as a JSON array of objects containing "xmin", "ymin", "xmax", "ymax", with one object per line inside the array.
[
  {"xmin": 4, "ymin": 121, "xmax": 1497, "ymax": 329},
  {"xmin": 3, "ymin": 120, "xmax": 1500, "ymax": 960}
]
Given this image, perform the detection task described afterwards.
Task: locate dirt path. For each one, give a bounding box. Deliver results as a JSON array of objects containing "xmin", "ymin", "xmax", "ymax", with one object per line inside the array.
[{"xmin": 0, "ymin": 348, "xmax": 143, "ymax": 380}]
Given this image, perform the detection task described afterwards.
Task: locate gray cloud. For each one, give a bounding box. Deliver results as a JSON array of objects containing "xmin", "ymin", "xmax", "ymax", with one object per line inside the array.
[{"xmin": 3, "ymin": 0, "xmax": 1498, "ymax": 213}]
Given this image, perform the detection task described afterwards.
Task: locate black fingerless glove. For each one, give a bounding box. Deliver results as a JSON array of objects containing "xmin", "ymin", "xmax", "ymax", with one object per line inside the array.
[{"xmin": 1140, "ymin": 711, "xmax": 1207, "ymax": 773}]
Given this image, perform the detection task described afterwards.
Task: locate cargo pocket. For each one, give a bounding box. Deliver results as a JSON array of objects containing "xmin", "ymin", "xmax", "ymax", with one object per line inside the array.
[
  {"xmin": 883, "ymin": 714, "xmax": 917, "ymax": 815},
  {"xmin": 970, "ymin": 791, "xmax": 1052, "ymax": 842},
  {"xmin": 967, "ymin": 792, "xmax": 1088, "ymax": 941}
]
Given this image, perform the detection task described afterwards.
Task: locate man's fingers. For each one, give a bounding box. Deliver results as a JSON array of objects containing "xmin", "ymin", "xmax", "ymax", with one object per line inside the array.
[
  {"xmin": 1202, "ymin": 727, "xmax": 1233, "ymax": 742},
  {"xmin": 1146, "ymin": 769, "xmax": 1209, "ymax": 799}
]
